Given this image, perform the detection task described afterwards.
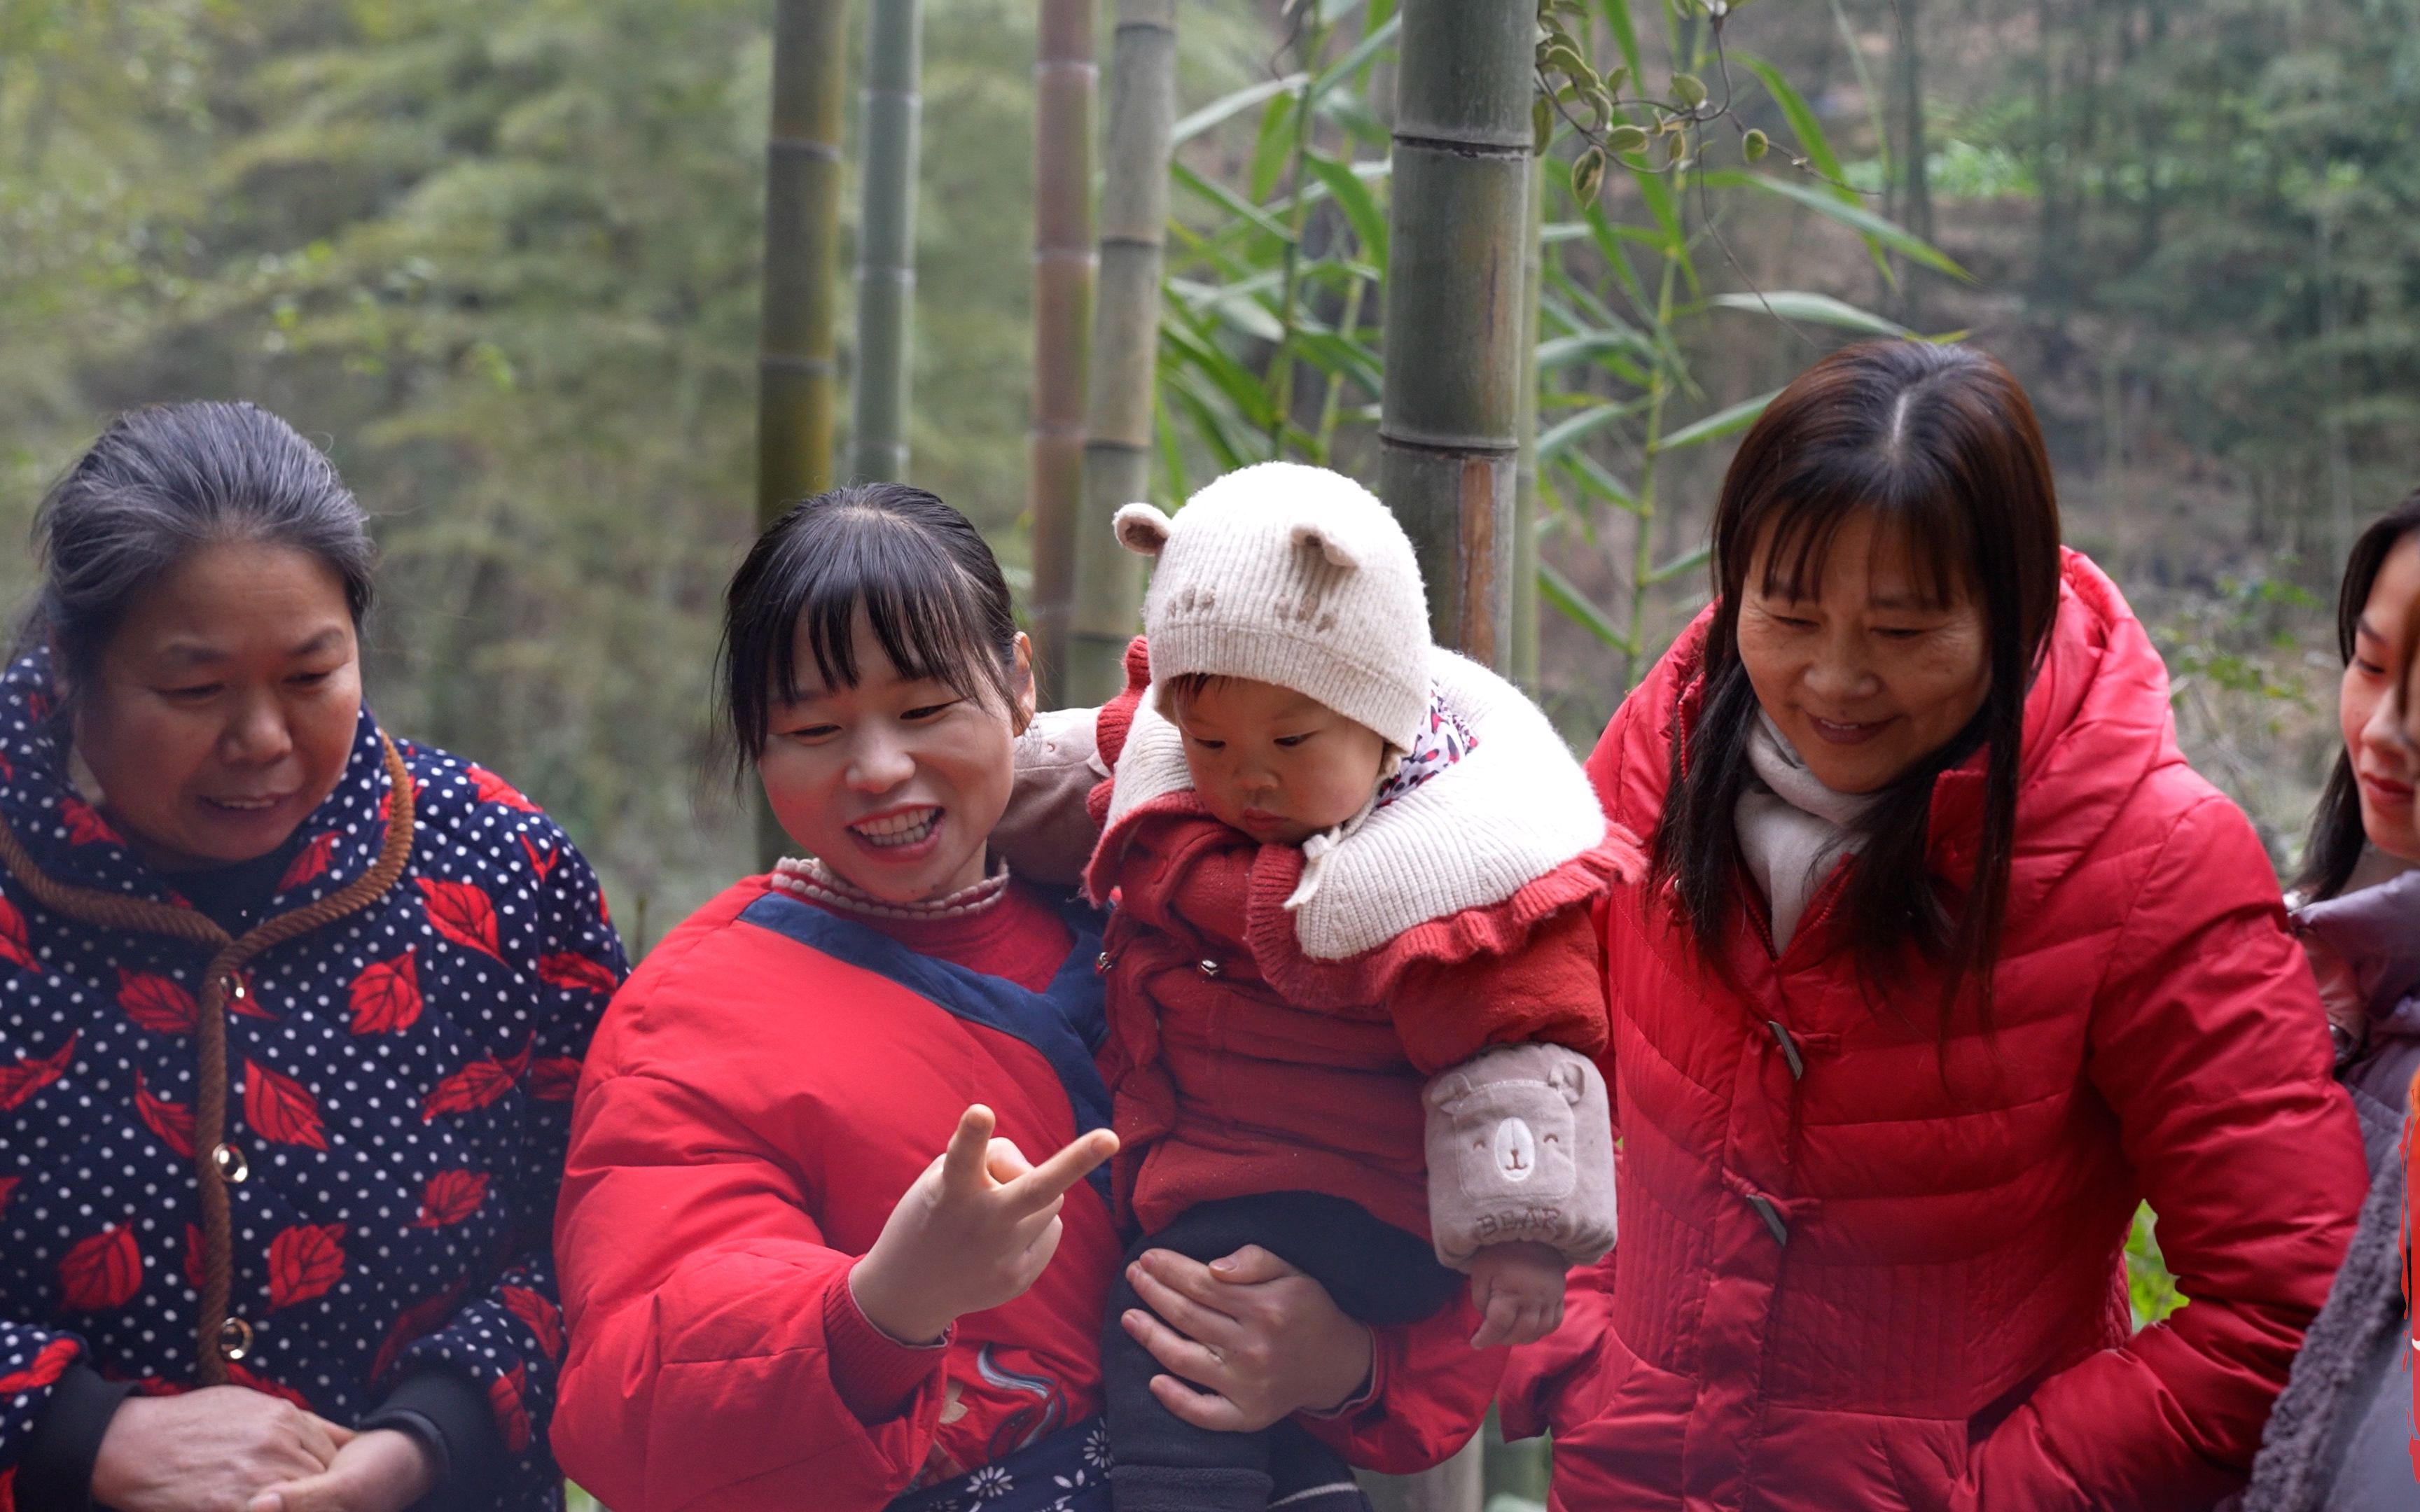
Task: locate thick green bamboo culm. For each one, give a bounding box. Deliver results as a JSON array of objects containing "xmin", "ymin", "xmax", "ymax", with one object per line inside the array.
[
  {"xmin": 1027, "ymin": 0, "xmax": 1097, "ymax": 696},
  {"xmin": 756, "ymin": 0, "xmax": 850, "ymax": 867},
  {"xmin": 1068, "ymin": 0, "xmax": 1178, "ymax": 704},
  {"xmin": 1377, "ymin": 0, "xmax": 1533, "ymax": 673},
  {"xmin": 849, "ymin": 0, "xmax": 924, "ymax": 483}
]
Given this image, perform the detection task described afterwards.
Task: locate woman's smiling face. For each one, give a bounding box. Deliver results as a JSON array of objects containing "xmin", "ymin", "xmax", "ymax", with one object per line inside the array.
[
  {"xmin": 1734, "ymin": 510, "xmax": 1993, "ymax": 794},
  {"xmin": 2340, "ymin": 531, "xmax": 2420, "ymax": 862},
  {"xmin": 64, "ymin": 540, "xmax": 363, "ymax": 871},
  {"xmin": 757, "ymin": 610, "xmax": 1034, "ymax": 902}
]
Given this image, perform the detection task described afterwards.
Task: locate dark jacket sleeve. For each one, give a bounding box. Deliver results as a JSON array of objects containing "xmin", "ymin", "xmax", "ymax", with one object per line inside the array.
[{"xmin": 13, "ymin": 1357, "xmax": 129, "ymax": 1512}]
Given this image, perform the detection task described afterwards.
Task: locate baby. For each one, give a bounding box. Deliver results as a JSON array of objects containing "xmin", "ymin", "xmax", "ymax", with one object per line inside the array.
[{"xmin": 1080, "ymin": 463, "xmax": 1629, "ymax": 1512}]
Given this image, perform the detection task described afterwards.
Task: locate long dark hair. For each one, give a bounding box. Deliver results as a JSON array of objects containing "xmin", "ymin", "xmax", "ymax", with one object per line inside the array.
[
  {"xmin": 28, "ymin": 402, "xmax": 377, "ymax": 700},
  {"xmin": 2295, "ymin": 488, "xmax": 2420, "ymax": 901},
  {"xmin": 1650, "ymin": 342, "xmax": 2064, "ymax": 1037},
  {"xmin": 717, "ymin": 482, "xmax": 1021, "ymax": 779}
]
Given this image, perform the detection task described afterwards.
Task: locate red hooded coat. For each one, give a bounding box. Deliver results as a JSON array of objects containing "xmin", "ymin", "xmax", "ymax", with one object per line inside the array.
[{"xmin": 1501, "ymin": 550, "xmax": 2365, "ymax": 1511}]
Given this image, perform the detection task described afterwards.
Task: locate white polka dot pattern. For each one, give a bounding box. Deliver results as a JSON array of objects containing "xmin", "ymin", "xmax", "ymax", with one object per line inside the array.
[{"xmin": 0, "ymin": 652, "xmax": 625, "ymax": 1511}]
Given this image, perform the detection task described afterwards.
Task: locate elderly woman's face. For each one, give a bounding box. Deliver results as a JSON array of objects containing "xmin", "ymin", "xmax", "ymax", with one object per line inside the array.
[
  {"xmin": 2340, "ymin": 532, "xmax": 2420, "ymax": 863},
  {"xmin": 758, "ymin": 612, "xmax": 1034, "ymax": 904},
  {"xmin": 1736, "ymin": 510, "xmax": 1993, "ymax": 795},
  {"xmin": 66, "ymin": 541, "xmax": 361, "ymax": 871}
]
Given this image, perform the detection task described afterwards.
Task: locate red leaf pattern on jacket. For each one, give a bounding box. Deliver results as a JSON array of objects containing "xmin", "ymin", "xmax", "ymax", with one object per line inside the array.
[
  {"xmin": 368, "ymin": 1280, "xmax": 469, "ymax": 1387},
  {"xmin": 278, "ymin": 831, "xmax": 338, "ymax": 891},
  {"xmin": 487, "ymin": 1362, "xmax": 532, "ymax": 1452},
  {"xmin": 225, "ymin": 1360, "xmax": 312, "ymax": 1410},
  {"xmin": 411, "ymin": 1170, "xmax": 489, "ymax": 1228},
  {"xmin": 417, "ymin": 878, "xmax": 503, "ymax": 959},
  {"xmin": 467, "ymin": 764, "xmax": 540, "ymax": 813},
  {"xmin": 347, "ymin": 951, "xmax": 423, "ymax": 1035},
  {"xmin": 132, "ymin": 1070, "xmax": 195, "ymax": 1158},
  {"xmin": 422, "ymin": 1058, "xmax": 516, "ymax": 1121},
  {"xmin": 499, "ymin": 1284, "xmax": 564, "ymax": 1362},
  {"xmin": 226, "ymin": 968, "xmax": 277, "ymax": 1021},
  {"xmin": 0, "ymin": 895, "xmax": 37, "ymax": 972},
  {"xmin": 0, "ymin": 1337, "xmax": 78, "ymax": 1396},
  {"xmin": 267, "ymin": 1223, "xmax": 347, "ymax": 1310},
  {"xmin": 243, "ymin": 1058, "xmax": 328, "ymax": 1149},
  {"xmin": 182, "ymin": 1224, "xmax": 204, "ymax": 1293},
  {"xmin": 525, "ymin": 1056, "xmax": 582, "ymax": 1102},
  {"xmin": 0, "ymin": 1032, "xmax": 75, "ymax": 1110},
  {"xmin": 536, "ymin": 951, "xmax": 617, "ymax": 996},
  {"xmin": 59, "ymin": 1224, "xmax": 141, "ymax": 1311},
  {"xmin": 518, "ymin": 833, "xmax": 558, "ymax": 882},
  {"xmin": 58, "ymin": 797, "xmax": 123, "ymax": 848},
  {"xmin": 118, "ymin": 969, "xmax": 196, "ymax": 1035}
]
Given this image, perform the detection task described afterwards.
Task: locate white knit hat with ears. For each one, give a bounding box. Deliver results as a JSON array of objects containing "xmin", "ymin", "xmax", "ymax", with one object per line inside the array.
[{"xmin": 1113, "ymin": 461, "xmax": 1432, "ymax": 751}]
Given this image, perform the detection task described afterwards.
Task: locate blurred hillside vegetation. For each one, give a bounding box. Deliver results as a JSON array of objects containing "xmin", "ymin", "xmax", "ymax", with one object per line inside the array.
[{"xmin": 2, "ymin": 0, "xmax": 2414, "ymax": 934}]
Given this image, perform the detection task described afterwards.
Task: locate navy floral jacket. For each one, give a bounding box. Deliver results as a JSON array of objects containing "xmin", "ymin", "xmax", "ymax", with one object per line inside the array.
[{"xmin": 0, "ymin": 650, "xmax": 625, "ymax": 1511}]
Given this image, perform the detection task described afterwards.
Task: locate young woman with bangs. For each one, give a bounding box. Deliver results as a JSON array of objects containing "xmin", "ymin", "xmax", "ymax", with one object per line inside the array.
[
  {"xmin": 549, "ymin": 485, "xmax": 1496, "ymax": 1512},
  {"xmin": 1501, "ymin": 341, "xmax": 2367, "ymax": 1511}
]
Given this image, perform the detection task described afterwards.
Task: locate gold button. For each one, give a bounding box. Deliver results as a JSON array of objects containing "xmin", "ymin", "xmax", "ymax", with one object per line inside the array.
[
  {"xmin": 1094, "ymin": 951, "xmax": 1112, "ymax": 974},
  {"xmin": 218, "ymin": 1316, "xmax": 253, "ymax": 1361},
  {"xmin": 211, "ymin": 1143, "xmax": 249, "ymax": 1184}
]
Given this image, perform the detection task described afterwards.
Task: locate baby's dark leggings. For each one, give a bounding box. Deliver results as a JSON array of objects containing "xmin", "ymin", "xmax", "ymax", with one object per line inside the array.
[{"xmin": 1102, "ymin": 1191, "xmax": 1463, "ymax": 1512}]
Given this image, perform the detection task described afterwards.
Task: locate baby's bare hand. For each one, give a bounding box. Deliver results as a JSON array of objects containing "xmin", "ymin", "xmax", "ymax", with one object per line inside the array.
[{"xmin": 1466, "ymin": 1240, "xmax": 1569, "ymax": 1350}]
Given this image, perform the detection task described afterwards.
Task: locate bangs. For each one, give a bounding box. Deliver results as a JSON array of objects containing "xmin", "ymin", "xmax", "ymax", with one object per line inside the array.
[
  {"xmin": 775, "ymin": 519, "xmax": 1008, "ymax": 708},
  {"xmin": 1744, "ymin": 456, "xmax": 1977, "ymax": 615},
  {"xmin": 720, "ymin": 487, "xmax": 1017, "ymax": 775}
]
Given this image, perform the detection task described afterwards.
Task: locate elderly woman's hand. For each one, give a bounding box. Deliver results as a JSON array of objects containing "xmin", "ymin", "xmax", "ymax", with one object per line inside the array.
[{"xmin": 1120, "ymin": 1244, "xmax": 1375, "ymax": 1433}]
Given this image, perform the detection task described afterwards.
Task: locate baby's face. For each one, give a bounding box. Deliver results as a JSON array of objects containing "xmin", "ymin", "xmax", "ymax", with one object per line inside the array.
[{"xmin": 1169, "ymin": 676, "xmax": 1389, "ymax": 847}]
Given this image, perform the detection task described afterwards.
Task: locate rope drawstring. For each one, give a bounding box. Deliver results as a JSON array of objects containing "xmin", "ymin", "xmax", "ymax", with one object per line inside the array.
[{"xmin": 0, "ymin": 734, "xmax": 417, "ymax": 1385}]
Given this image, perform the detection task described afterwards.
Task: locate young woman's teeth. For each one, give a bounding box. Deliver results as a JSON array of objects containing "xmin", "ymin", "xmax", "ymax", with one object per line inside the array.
[
  {"xmin": 854, "ymin": 808, "xmax": 939, "ymax": 848},
  {"xmin": 209, "ymin": 796, "xmax": 279, "ymax": 812}
]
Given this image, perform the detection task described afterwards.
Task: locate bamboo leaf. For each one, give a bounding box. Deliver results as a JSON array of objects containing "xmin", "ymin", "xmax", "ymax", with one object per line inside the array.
[
  {"xmin": 1164, "ymin": 371, "xmax": 1252, "ymax": 472},
  {"xmin": 1303, "ymin": 153, "xmax": 1389, "ymax": 267},
  {"xmin": 1249, "ymin": 92, "xmax": 1298, "ymax": 203},
  {"xmin": 1557, "ymin": 449, "xmax": 1642, "ymax": 514},
  {"xmin": 1316, "ymin": 11, "xmax": 1402, "ymax": 90},
  {"xmin": 1539, "ymin": 561, "xmax": 1635, "ymax": 651},
  {"xmin": 1709, "ymin": 290, "xmax": 1914, "ymax": 338},
  {"xmin": 1537, "ymin": 330, "xmax": 1651, "ymax": 372},
  {"xmin": 1651, "ymin": 388, "xmax": 1779, "ymax": 452},
  {"xmin": 1169, "ymin": 162, "xmax": 1292, "ymax": 243},
  {"xmin": 1161, "ymin": 319, "xmax": 1278, "ymax": 428},
  {"xmin": 1702, "ymin": 170, "xmax": 1970, "ymax": 280},
  {"xmin": 1539, "ymin": 402, "xmax": 1634, "ymax": 461},
  {"xmin": 1643, "ymin": 542, "xmax": 1711, "ymax": 585},
  {"xmin": 1731, "ymin": 53, "xmax": 1849, "ymax": 192},
  {"xmin": 1594, "ymin": 0, "xmax": 1645, "ymax": 83},
  {"xmin": 1172, "ymin": 74, "xmax": 1307, "ymax": 148}
]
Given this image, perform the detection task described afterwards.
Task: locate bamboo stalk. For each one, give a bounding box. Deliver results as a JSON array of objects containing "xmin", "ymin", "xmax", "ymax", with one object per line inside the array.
[
  {"xmin": 1377, "ymin": 0, "xmax": 1533, "ymax": 671},
  {"xmin": 757, "ymin": 0, "xmax": 850, "ymax": 865},
  {"xmin": 1511, "ymin": 157, "xmax": 1545, "ymax": 693},
  {"xmin": 1069, "ymin": 0, "xmax": 1178, "ymax": 704},
  {"xmin": 1029, "ymin": 0, "xmax": 1097, "ymax": 696},
  {"xmin": 850, "ymin": 0, "xmax": 924, "ymax": 482}
]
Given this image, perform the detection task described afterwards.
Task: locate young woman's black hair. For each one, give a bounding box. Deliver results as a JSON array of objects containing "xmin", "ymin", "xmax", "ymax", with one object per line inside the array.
[
  {"xmin": 2295, "ymin": 487, "xmax": 2420, "ymax": 902},
  {"xmin": 718, "ymin": 482, "xmax": 1022, "ymax": 779},
  {"xmin": 27, "ymin": 401, "xmax": 377, "ymax": 699},
  {"xmin": 1650, "ymin": 340, "xmax": 2064, "ymax": 1042}
]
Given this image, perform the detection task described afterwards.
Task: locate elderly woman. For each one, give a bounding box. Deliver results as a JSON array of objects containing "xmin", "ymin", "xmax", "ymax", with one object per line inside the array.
[
  {"xmin": 1503, "ymin": 341, "xmax": 2367, "ymax": 1511},
  {"xmin": 0, "ymin": 403, "xmax": 623, "ymax": 1512}
]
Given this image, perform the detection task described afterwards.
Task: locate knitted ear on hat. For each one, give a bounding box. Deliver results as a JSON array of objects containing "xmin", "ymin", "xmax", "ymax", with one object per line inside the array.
[
  {"xmin": 1289, "ymin": 519, "xmax": 1362, "ymax": 570},
  {"xmin": 1113, "ymin": 503, "xmax": 1174, "ymax": 558}
]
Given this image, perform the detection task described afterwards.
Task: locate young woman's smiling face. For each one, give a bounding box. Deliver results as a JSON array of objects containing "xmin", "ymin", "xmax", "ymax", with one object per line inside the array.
[
  {"xmin": 1169, "ymin": 676, "xmax": 1389, "ymax": 847},
  {"xmin": 2339, "ymin": 531, "xmax": 2420, "ymax": 862},
  {"xmin": 65, "ymin": 540, "xmax": 363, "ymax": 870},
  {"xmin": 757, "ymin": 611, "xmax": 1034, "ymax": 902},
  {"xmin": 1735, "ymin": 510, "xmax": 1993, "ymax": 795}
]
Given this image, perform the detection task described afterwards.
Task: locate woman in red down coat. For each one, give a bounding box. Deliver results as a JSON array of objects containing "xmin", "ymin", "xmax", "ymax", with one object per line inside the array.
[{"xmin": 1500, "ymin": 342, "xmax": 2367, "ymax": 1511}]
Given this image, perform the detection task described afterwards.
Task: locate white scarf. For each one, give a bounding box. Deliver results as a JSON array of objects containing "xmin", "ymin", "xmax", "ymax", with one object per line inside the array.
[{"xmin": 1734, "ymin": 714, "xmax": 1878, "ymax": 951}]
